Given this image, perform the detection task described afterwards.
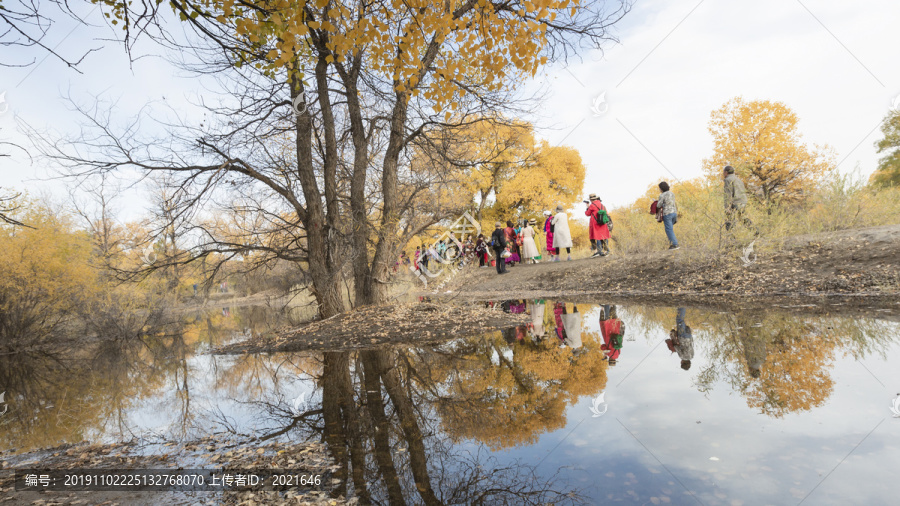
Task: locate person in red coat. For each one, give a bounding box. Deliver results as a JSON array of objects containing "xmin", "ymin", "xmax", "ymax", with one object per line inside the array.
[
  {"xmin": 599, "ymin": 304, "xmax": 624, "ymax": 365},
  {"xmin": 585, "ymin": 194, "xmax": 610, "ymax": 258}
]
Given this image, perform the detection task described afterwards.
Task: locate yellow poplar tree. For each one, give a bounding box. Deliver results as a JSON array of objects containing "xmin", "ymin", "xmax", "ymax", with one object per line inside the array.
[
  {"xmin": 88, "ymin": 0, "xmax": 624, "ymax": 315},
  {"xmin": 454, "ymin": 119, "xmax": 538, "ymax": 220},
  {"xmin": 443, "ymin": 119, "xmax": 585, "ymax": 221},
  {"xmin": 496, "ymin": 141, "xmax": 586, "ymax": 214},
  {"xmin": 702, "ymin": 97, "xmax": 835, "ymax": 203}
]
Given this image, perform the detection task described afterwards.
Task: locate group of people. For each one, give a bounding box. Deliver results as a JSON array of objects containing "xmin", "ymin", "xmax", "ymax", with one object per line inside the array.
[
  {"xmin": 496, "ymin": 300, "xmax": 694, "ymax": 371},
  {"xmin": 487, "ymin": 194, "xmax": 613, "ymax": 275},
  {"xmin": 655, "ymin": 165, "xmax": 755, "ymax": 250},
  {"xmin": 398, "ymin": 165, "xmax": 754, "ymax": 275}
]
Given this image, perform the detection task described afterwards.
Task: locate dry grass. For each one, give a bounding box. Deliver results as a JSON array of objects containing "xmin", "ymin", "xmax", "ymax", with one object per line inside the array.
[{"xmin": 608, "ymin": 172, "xmax": 900, "ymax": 256}]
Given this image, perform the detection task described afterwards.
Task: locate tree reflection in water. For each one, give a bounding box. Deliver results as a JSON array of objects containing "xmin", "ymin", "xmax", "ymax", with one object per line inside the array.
[
  {"xmin": 0, "ymin": 305, "xmax": 268, "ymax": 451},
  {"xmin": 307, "ymin": 349, "xmax": 587, "ymax": 505},
  {"xmin": 3, "ymin": 302, "xmax": 898, "ymax": 503},
  {"xmin": 0, "ymin": 339, "xmax": 161, "ymax": 450},
  {"xmin": 626, "ymin": 306, "xmax": 897, "ymax": 418}
]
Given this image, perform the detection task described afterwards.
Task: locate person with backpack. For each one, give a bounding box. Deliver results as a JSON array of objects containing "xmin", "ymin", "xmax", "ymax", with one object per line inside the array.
[
  {"xmin": 490, "ymin": 222, "xmax": 508, "ymax": 275},
  {"xmin": 656, "ymin": 181, "xmax": 679, "ymax": 250},
  {"xmin": 599, "ymin": 304, "xmax": 625, "ymax": 366},
  {"xmin": 584, "ymin": 193, "xmax": 611, "ymax": 257}
]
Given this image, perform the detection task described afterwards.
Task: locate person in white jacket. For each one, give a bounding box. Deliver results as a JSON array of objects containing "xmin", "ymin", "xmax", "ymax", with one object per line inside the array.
[
  {"xmin": 528, "ymin": 299, "xmax": 546, "ymax": 340},
  {"xmin": 551, "ymin": 205, "xmax": 573, "ymax": 261}
]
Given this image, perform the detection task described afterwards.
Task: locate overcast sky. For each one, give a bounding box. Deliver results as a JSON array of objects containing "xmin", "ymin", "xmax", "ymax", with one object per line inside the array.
[{"xmin": 2, "ymin": 0, "xmax": 899, "ymax": 220}]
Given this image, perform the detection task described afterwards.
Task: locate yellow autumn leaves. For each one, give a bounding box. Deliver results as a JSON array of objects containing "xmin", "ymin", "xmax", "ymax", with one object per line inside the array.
[
  {"xmin": 441, "ymin": 119, "xmax": 586, "ymax": 223},
  {"xmin": 0, "ymin": 205, "xmax": 96, "ymax": 345},
  {"xmin": 702, "ymin": 97, "xmax": 835, "ymax": 202},
  {"xmin": 92, "ymin": 0, "xmax": 580, "ymax": 112}
]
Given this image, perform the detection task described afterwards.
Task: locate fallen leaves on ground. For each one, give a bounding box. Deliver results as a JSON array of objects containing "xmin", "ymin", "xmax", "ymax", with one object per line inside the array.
[{"xmin": 212, "ymin": 302, "xmax": 530, "ymax": 355}]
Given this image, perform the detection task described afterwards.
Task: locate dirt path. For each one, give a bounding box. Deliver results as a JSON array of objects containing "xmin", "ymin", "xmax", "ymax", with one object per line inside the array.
[
  {"xmin": 438, "ymin": 224, "xmax": 900, "ymax": 302},
  {"xmin": 201, "ymin": 225, "xmax": 900, "ymax": 355}
]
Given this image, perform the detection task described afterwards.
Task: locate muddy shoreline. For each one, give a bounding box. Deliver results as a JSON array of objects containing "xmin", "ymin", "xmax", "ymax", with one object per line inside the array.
[
  {"xmin": 434, "ymin": 224, "xmax": 900, "ymax": 312},
  {"xmin": 212, "ymin": 223, "xmax": 900, "ymax": 355},
  {"xmin": 211, "ymin": 302, "xmax": 531, "ymax": 354}
]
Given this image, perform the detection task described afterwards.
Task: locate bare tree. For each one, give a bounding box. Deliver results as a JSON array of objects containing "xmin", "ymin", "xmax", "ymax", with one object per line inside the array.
[
  {"xmin": 68, "ymin": 173, "xmax": 123, "ymax": 261},
  {"xmin": 1, "ymin": 129, "xmax": 31, "ymax": 227},
  {"xmin": 0, "ymin": 186, "xmax": 28, "ymax": 227},
  {"xmin": 0, "ymin": 0, "xmax": 101, "ymax": 69}
]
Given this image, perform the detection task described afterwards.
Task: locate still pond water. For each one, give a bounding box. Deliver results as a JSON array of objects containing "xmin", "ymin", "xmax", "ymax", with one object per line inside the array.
[{"xmin": 2, "ymin": 301, "xmax": 899, "ymax": 505}]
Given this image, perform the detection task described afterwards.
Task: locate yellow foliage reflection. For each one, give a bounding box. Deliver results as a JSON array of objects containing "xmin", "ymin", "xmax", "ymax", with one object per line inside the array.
[
  {"xmin": 624, "ymin": 306, "xmax": 892, "ymax": 418},
  {"xmin": 421, "ymin": 302, "xmax": 607, "ymax": 450}
]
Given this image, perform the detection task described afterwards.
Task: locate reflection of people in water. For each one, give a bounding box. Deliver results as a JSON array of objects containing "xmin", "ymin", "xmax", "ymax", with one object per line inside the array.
[
  {"xmin": 502, "ymin": 325, "xmax": 528, "ymax": 344},
  {"xmin": 553, "ymin": 302, "xmax": 583, "ymax": 349},
  {"xmin": 738, "ymin": 319, "xmax": 768, "ymax": 379},
  {"xmin": 508, "ymin": 300, "xmax": 526, "ymax": 314},
  {"xmin": 599, "ymin": 305, "xmax": 625, "ymax": 365},
  {"xmin": 665, "ymin": 307, "xmax": 693, "ymax": 370},
  {"xmin": 527, "ymin": 299, "xmax": 546, "ymax": 340},
  {"xmin": 497, "ymin": 300, "xmax": 526, "ymax": 313}
]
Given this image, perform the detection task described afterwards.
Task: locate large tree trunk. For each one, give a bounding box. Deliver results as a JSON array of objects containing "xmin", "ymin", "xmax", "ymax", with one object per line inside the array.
[
  {"xmin": 292, "ymin": 69, "xmax": 345, "ymax": 318},
  {"xmin": 359, "ymin": 38, "xmax": 444, "ymax": 307},
  {"xmin": 341, "ymin": 55, "xmax": 373, "ymax": 308},
  {"xmin": 363, "ymin": 95, "xmax": 410, "ymax": 306}
]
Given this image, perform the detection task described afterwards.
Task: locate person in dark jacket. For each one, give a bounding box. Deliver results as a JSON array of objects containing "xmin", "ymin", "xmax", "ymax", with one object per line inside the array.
[
  {"xmin": 475, "ymin": 234, "xmax": 489, "ymax": 267},
  {"xmin": 490, "ymin": 222, "xmax": 508, "ymax": 274}
]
